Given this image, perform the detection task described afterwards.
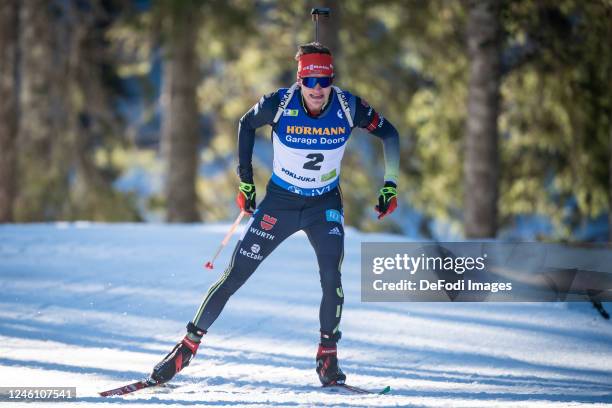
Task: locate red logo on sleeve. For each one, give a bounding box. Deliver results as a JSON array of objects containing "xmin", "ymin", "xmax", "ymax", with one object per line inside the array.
[{"xmin": 366, "ymin": 112, "xmax": 380, "ymax": 132}]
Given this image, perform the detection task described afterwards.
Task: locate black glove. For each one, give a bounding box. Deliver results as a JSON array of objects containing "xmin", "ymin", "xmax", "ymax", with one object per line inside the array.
[
  {"xmin": 236, "ymin": 182, "xmax": 256, "ymax": 214},
  {"xmin": 375, "ymin": 181, "xmax": 397, "ymax": 219}
]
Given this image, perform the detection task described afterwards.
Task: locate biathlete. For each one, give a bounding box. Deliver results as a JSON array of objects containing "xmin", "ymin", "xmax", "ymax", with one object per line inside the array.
[{"xmin": 151, "ymin": 42, "xmax": 400, "ymax": 386}]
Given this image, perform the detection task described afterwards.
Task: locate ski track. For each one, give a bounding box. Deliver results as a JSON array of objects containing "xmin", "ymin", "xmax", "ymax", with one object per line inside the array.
[{"xmin": 0, "ymin": 223, "xmax": 611, "ymax": 407}]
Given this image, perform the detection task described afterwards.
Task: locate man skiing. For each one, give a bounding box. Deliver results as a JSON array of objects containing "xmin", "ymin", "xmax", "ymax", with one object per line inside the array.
[{"xmin": 151, "ymin": 42, "xmax": 400, "ymax": 386}]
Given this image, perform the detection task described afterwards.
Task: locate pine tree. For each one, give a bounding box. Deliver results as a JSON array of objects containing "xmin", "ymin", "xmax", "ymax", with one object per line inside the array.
[
  {"xmin": 464, "ymin": 0, "xmax": 502, "ymax": 238},
  {"xmin": 0, "ymin": 0, "xmax": 19, "ymax": 222},
  {"xmin": 160, "ymin": 1, "xmax": 202, "ymax": 222},
  {"xmin": 16, "ymin": 0, "xmax": 70, "ymax": 221}
]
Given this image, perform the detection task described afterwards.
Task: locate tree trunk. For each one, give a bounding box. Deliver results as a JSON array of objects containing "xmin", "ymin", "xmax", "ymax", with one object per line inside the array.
[
  {"xmin": 0, "ymin": 0, "xmax": 19, "ymax": 222},
  {"xmin": 464, "ymin": 0, "xmax": 502, "ymax": 238},
  {"xmin": 161, "ymin": 5, "xmax": 201, "ymax": 222},
  {"xmin": 16, "ymin": 1, "xmax": 69, "ymax": 221},
  {"xmin": 65, "ymin": 1, "xmax": 138, "ymax": 221},
  {"xmin": 609, "ymin": 125, "xmax": 612, "ymax": 242}
]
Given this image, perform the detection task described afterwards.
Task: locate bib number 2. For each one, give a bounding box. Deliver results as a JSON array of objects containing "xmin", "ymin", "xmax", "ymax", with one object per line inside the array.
[{"xmin": 303, "ymin": 153, "xmax": 324, "ymax": 170}]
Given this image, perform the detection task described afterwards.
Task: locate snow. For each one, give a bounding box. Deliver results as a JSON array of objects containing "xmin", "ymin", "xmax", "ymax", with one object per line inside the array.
[{"xmin": 0, "ymin": 223, "xmax": 611, "ymax": 407}]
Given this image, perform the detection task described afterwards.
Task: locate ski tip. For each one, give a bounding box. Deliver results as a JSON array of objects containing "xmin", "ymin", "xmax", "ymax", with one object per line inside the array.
[
  {"xmin": 98, "ymin": 378, "xmax": 159, "ymax": 397},
  {"xmin": 379, "ymin": 385, "xmax": 391, "ymax": 394}
]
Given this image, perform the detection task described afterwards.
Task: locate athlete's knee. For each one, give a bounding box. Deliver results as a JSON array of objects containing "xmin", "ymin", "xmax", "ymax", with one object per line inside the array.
[
  {"xmin": 220, "ymin": 268, "xmax": 252, "ymax": 296},
  {"xmin": 216, "ymin": 276, "xmax": 241, "ymax": 297},
  {"xmin": 212, "ymin": 261, "xmax": 252, "ymax": 297},
  {"xmin": 320, "ymin": 270, "xmax": 342, "ymax": 297}
]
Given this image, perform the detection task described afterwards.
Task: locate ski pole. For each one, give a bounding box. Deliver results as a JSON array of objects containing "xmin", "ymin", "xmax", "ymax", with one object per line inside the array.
[
  {"xmin": 311, "ymin": 7, "xmax": 330, "ymax": 43},
  {"xmin": 204, "ymin": 211, "xmax": 246, "ymax": 270}
]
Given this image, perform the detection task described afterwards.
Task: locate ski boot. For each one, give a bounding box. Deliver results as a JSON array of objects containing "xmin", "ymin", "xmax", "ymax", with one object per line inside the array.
[
  {"xmin": 151, "ymin": 322, "xmax": 206, "ymax": 384},
  {"xmin": 316, "ymin": 343, "xmax": 346, "ymax": 385}
]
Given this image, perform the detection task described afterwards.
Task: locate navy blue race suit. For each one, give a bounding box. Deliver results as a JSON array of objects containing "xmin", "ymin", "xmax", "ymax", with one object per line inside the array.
[{"xmin": 192, "ymin": 85, "xmax": 400, "ymax": 342}]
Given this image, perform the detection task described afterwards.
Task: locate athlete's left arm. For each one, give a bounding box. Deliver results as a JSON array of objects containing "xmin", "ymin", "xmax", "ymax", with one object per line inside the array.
[{"xmin": 350, "ymin": 96, "xmax": 400, "ymax": 185}]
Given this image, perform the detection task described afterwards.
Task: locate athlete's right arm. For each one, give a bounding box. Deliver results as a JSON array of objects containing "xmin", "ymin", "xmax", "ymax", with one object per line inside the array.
[{"xmin": 237, "ymin": 91, "xmax": 281, "ymax": 183}]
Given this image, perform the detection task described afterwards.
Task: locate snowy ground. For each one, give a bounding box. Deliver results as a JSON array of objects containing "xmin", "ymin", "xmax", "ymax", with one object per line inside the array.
[{"xmin": 0, "ymin": 223, "xmax": 611, "ymax": 407}]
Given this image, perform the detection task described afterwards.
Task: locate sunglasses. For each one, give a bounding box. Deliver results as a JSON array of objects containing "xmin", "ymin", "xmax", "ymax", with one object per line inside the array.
[{"xmin": 300, "ymin": 77, "xmax": 333, "ymax": 89}]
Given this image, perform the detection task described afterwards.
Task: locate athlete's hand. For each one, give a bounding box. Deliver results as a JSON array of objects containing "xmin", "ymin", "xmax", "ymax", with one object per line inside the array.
[
  {"xmin": 236, "ymin": 182, "xmax": 256, "ymax": 214},
  {"xmin": 375, "ymin": 181, "xmax": 397, "ymax": 219}
]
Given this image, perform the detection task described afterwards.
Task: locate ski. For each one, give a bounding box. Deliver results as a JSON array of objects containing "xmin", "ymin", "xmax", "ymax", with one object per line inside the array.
[
  {"xmin": 100, "ymin": 378, "xmax": 391, "ymax": 397},
  {"xmin": 323, "ymin": 383, "xmax": 391, "ymax": 395},
  {"xmin": 99, "ymin": 378, "xmax": 160, "ymax": 397}
]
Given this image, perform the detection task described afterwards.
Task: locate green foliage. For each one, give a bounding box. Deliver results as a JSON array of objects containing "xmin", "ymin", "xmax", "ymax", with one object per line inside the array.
[
  {"xmin": 499, "ymin": 0, "xmax": 612, "ymax": 239},
  {"xmin": 10, "ymin": 0, "xmax": 611, "ymax": 240},
  {"xmin": 394, "ymin": 1, "xmax": 468, "ymax": 233}
]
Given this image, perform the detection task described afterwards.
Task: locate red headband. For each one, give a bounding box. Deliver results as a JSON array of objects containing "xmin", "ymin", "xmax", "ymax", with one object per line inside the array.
[{"xmin": 297, "ymin": 53, "xmax": 334, "ymax": 77}]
